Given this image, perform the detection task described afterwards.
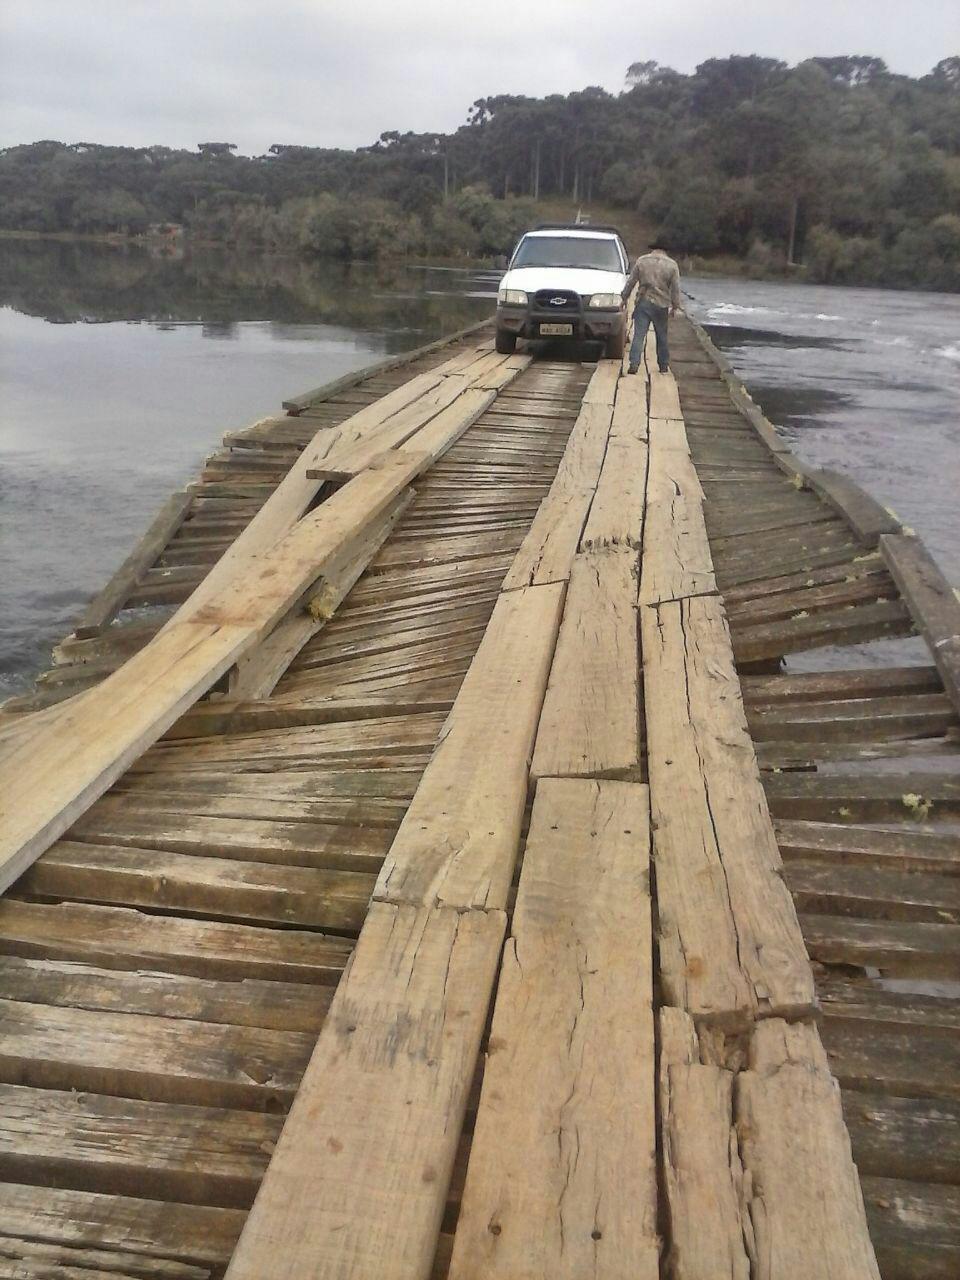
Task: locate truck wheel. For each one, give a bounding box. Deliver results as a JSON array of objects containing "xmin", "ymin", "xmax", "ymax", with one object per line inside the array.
[
  {"xmin": 495, "ymin": 328, "xmax": 518, "ymax": 354},
  {"xmin": 604, "ymin": 327, "xmax": 626, "ymax": 360}
]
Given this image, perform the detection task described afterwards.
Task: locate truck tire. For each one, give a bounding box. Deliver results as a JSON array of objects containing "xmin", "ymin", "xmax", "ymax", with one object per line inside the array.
[
  {"xmin": 604, "ymin": 325, "xmax": 626, "ymax": 360},
  {"xmin": 495, "ymin": 328, "xmax": 518, "ymax": 355}
]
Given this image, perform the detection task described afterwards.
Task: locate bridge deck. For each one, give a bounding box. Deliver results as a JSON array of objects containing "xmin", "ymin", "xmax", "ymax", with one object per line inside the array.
[{"xmin": 0, "ymin": 312, "xmax": 957, "ymax": 1279}]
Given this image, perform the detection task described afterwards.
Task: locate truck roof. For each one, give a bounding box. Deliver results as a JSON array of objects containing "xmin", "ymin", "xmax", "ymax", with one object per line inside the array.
[{"xmin": 523, "ymin": 227, "xmax": 620, "ymax": 240}]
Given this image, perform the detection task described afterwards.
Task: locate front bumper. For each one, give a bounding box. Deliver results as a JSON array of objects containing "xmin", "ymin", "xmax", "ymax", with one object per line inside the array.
[{"xmin": 497, "ymin": 303, "xmax": 624, "ymax": 341}]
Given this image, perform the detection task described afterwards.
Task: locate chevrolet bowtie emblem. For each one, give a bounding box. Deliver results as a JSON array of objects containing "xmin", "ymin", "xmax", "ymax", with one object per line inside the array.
[{"xmin": 550, "ymin": 297, "xmax": 566, "ymax": 305}]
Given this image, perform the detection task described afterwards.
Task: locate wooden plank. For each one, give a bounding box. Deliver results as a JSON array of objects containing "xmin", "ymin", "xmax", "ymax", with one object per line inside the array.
[
  {"xmin": 578, "ymin": 417, "xmax": 647, "ymax": 551},
  {"xmin": 0, "ymin": 900, "xmax": 351, "ymax": 983},
  {"xmin": 861, "ymin": 1177, "xmax": 960, "ymax": 1280},
  {"xmin": 281, "ymin": 319, "xmax": 491, "ymax": 412},
  {"xmin": 785, "ymin": 860, "xmax": 960, "ymax": 924},
  {"xmin": 20, "ymin": 841, "xmax": 377, "ymax": 930},
  {"xmin": 736, "ymin": 1019, "xmax": 880, "ymax": 1279},
  {"xmin": 801, "ymin": 913, "xmax": 960, "ymax": 978},
  {"xmin": 0, "ymin": 1083, "xmax": 276, "ymax": 1208},
  {"xmin": 648, "ymin": 369, "xmax": 682, "ymax": 419},
  {"xmin": 775, "ymin": 819, "xmax": 960, "ymax": 875},
  {"xmin": 882, "ymin": 532, "xmax": 960, "ymax": 713},
  {"xmin": 0, "ymin": 1184, "xmax": 242, "ymax": 1269},
  {"xmin": 641, "ymin": 594, "xmax": 815, "ymax": 1026},
  {"xmin": 658, "ymin": 1008, "xmax": 751, "ymax": 1280},
  {"xmin": 803, "ymin": 469, "xmax": 902, "ymax": 545},
  {"xmin": 501, "ymin": 388, "xmax": 614, "ymax": 590},
  {"xmin": 532, "ymin": 548, "xmax": 640, "ymax": 780},
  {"xmin": 0, "ymin": 1239, "xmax": 206, "ymax": 1278},
  {"xmin": 638, "ymin": 432, "xmax": 715, "ymax": 606},
  {"xmin": 0, "ymin": 998, "xmax": 313, "ymax": 1109},
  {"xmin": 841, "ymin": 1091, "xmax": 960, "ymax": 1184},
  {"xmin": 764, "ymin": 772, "xmax": 960, "ymax": 821},
  {"xmin": 819, "ymin": 1016, "xmax": 960, "ymax": 1100},
  {"xmin": 448, "ymin": 779, "xmax": 658, "ymax": 1280},
  {"xmin": 0, "ymin": 956, "xmax": 331, "ymax": 1033},
  {"xmin": 375, "ymin": 582, "xmax": 564, "ymax": 912},
  {"xmin": 227, "ymin": 490, "xmax": 413, "ymax": 700},
  {"xmin": 307, "ymin": 384, "xmax": 501, "ymax": 480},
  {"xmin": 74, "ymin": 491, "xmax": 192, "ymax": 638},
  {"xmin": 0, "ymin": 452, "xmax": 428, "ymax": 891},
  {"xmin": 225, "ymin": 903, "xmax": 504, "ymax": 1280}
]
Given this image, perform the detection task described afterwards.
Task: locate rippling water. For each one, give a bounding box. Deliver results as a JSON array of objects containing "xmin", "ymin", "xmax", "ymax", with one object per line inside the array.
[
  {"xmin": 685, "ymin": 277, "xmax": 960, "ymax": 585},
  {"xmin": 1, "ymin": 241, "xmax": 957, "ymax": 695}
]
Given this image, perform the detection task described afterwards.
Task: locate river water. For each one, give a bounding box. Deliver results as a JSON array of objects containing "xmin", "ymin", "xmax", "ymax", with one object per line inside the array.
[{"xmin": 1, "ymin": 240, "xmax": 957, "ymax": 695}]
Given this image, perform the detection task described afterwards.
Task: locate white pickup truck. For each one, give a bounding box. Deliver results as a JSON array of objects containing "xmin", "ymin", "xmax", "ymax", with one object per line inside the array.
[{"xmin": 495, "ymin": 224, "xmax": 629, "ymax": 358}]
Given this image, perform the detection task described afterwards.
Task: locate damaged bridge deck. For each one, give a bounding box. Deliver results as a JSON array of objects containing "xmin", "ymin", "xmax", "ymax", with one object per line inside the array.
[{"xmin": 0, "ymin": 308, "xmax": 957, "ymax": 1279}]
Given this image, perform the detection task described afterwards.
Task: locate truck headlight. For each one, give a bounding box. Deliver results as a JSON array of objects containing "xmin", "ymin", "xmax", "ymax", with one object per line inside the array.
[
  {"xmin": 588, "ymin": 293, "xmax": 622, "ymax": 309},
  {"xmin": 498, "ymin": 289, "xmax": 528, "ymax": 306}
]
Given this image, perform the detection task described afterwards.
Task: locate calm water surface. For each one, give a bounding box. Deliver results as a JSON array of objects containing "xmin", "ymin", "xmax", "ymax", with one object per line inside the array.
[{"xmin": 1, "ymin": 241, "xmax": 957, "ymax": 693}]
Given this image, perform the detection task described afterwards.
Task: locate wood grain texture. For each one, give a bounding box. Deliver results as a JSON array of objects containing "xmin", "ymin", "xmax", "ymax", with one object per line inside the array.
[
  {"xmin": 737, "ymin": 1019, "xmax": 881, "ymax": 1280},
  {"xmin": 375, "ymin": 582, "xmax": 564, "ymax": 911},
  {"xmin": 449, "ymin": 778, "xmax": 658, "ymax": 1280},
  {"xmin": 226, "ymin": 903, "xmax": 505, "ymax": 1280},
  {"xmin": 639, "ymin": 430, "xmax": 715, "ymax": 606},
  {"xmin": 532, "ymin": 548, "xmax": 640, "ymax": 780},
  {"xmin": 658, "ymin": 1008, "xmax": 751, "ymax": 1280},
  {"xmin": 642, "ymin": 595, "xmax": 815, "ymax": 1026}
]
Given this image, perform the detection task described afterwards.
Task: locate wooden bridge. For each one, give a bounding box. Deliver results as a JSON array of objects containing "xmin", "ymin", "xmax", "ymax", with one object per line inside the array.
[{"xmin": 0, "ymin": 305, "xmax": 957, "ymax": 1278}]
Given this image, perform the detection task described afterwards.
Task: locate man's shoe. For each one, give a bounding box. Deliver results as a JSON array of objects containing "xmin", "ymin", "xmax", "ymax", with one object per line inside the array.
[
  {"xmin": 658, "ymin": 365, "xmax": 670, "ymax": 373},
  {"xmin": 628, "ymin": 363, "xmax": 640, "ymax": 375}
]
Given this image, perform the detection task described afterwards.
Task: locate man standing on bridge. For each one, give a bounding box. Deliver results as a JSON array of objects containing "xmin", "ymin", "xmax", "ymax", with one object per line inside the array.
[{"xmin": 622, "ymin": 243, "xmax": 682, "ymax": 376}]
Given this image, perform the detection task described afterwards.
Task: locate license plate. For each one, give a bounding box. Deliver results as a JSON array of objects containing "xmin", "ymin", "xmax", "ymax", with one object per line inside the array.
[{"xmin": 539, "ymin": 322, "xmax": 573, "ymax": 336}]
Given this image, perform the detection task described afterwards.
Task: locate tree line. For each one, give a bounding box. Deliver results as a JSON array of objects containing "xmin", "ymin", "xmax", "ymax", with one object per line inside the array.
[{"xmin": 1, "ymin": 54, "xmax": 958, "ymax": 288}]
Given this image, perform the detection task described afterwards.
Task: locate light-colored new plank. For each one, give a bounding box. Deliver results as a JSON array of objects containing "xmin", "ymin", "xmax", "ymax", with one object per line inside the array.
[
  {"xmin": 227, "ymin": 491, "xmax": 412, "ymax": 700},
  {"xmin": 0, "ymin": 452, "xmax": 425, "ymax": 890},
  {"xmin": 449, "ymin": 778, "xmax": 658, "ymax": 1280},
  {"xmin": 737, "ymin": 1019, "xmax": 881, "ymax": 1279},
  {"xmin": 375, "ymin": 582, "xmax": 564, "ymax": 911},
  {"xmin": 641, "ymin": 594, "xmax": 815, "ymax": 1026},
  {"xmin": 532, "ymin": 548, "xmax": 640, "ymax": 780},
  {"xmin": 225, "ymin": 902, "xmax": 505, "ymax": 1280}
]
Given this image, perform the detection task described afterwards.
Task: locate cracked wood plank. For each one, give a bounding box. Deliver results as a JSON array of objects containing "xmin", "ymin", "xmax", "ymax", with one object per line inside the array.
[
  {"xmin": 502, "ymin": 379, "xmax": 614, "ymax": 590},
  {"xmin": 448, "ymin": 778, "xmax": 658, "ymax": 1280},
  {"xmin": 737, "ymin": 1019, "xmax": 880, "ymax": 1279},
  {"xmin": 532, "ymin": 548, "xmax": 641, "ymax": 780},
  {"xmin": 579, "ymin": 387, "xmax": 648, "ymax": 551},
  {"xmin": 225, "ymin": 903, "xmax": 505, "ymax": 1280},
  {"xmin": 658, "ymin": 1007, "xmax": 751, "ymax": 1280},
  {"xmin": 374, "ymin": 582, "xmax": 564, "ymax": 911},
  {"xmin": 641, "ymin": 594, "xmax": 815, "ymax": 1026},
  {"xmin": 639, "ymin": 425, "xmax": 715, "ymax": 606}
]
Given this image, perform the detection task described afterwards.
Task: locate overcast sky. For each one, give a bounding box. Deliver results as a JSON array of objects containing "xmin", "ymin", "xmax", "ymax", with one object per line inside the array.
[{"xmin": 1, "ymin": 0, "xmax": 957, "ymax": 155}]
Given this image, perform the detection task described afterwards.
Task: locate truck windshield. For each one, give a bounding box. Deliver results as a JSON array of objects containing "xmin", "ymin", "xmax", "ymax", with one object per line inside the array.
[{"xmin": 511, "ymin": 236, "xmax": 623, "ymax": 272}]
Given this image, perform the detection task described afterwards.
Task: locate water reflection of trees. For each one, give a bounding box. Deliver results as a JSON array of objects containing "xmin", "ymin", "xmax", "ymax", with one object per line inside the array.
[{"xmin": 0, "ymin": 240, "xmax": 493, "ymax": 347}]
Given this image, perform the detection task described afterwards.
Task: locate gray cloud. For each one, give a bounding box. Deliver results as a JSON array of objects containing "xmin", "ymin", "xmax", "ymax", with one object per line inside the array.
[{"xmin": 1, "ymin": 0, "xmax": 956, "ymax": 154}]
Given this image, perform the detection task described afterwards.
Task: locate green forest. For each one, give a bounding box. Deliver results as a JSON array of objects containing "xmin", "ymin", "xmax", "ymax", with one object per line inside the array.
[{"xmin": 2, "ymin": 54, "xmax": 959, "ymax": 289}]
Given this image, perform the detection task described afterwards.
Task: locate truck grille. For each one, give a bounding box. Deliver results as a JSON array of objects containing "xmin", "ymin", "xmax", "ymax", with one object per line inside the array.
[{"xmin": 534, "ymin": 289, "xmax": 580, "ymax": 313}]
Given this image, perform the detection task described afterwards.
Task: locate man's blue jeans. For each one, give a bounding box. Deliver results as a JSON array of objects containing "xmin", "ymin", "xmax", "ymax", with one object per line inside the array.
[{"xmin": 630, "ymin": 300, "xmax": 670, "ymax": 372}]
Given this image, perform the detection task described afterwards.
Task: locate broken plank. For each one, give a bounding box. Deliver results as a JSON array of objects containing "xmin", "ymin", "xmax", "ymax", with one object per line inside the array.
[
  {"xmin": 882, "ymin": 532, "xmax": 960, "ymax": 714},
  {"xmin": 73, "ymin": 491, "xmax": 193, "ymax": 638},
  {"xmin": 736, "ymin": 1019, "xmax": 880, "ymax": 1279},
  {"xmin": 0, "ymin": 900, "xmax": 351, "ymax": 983}
]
